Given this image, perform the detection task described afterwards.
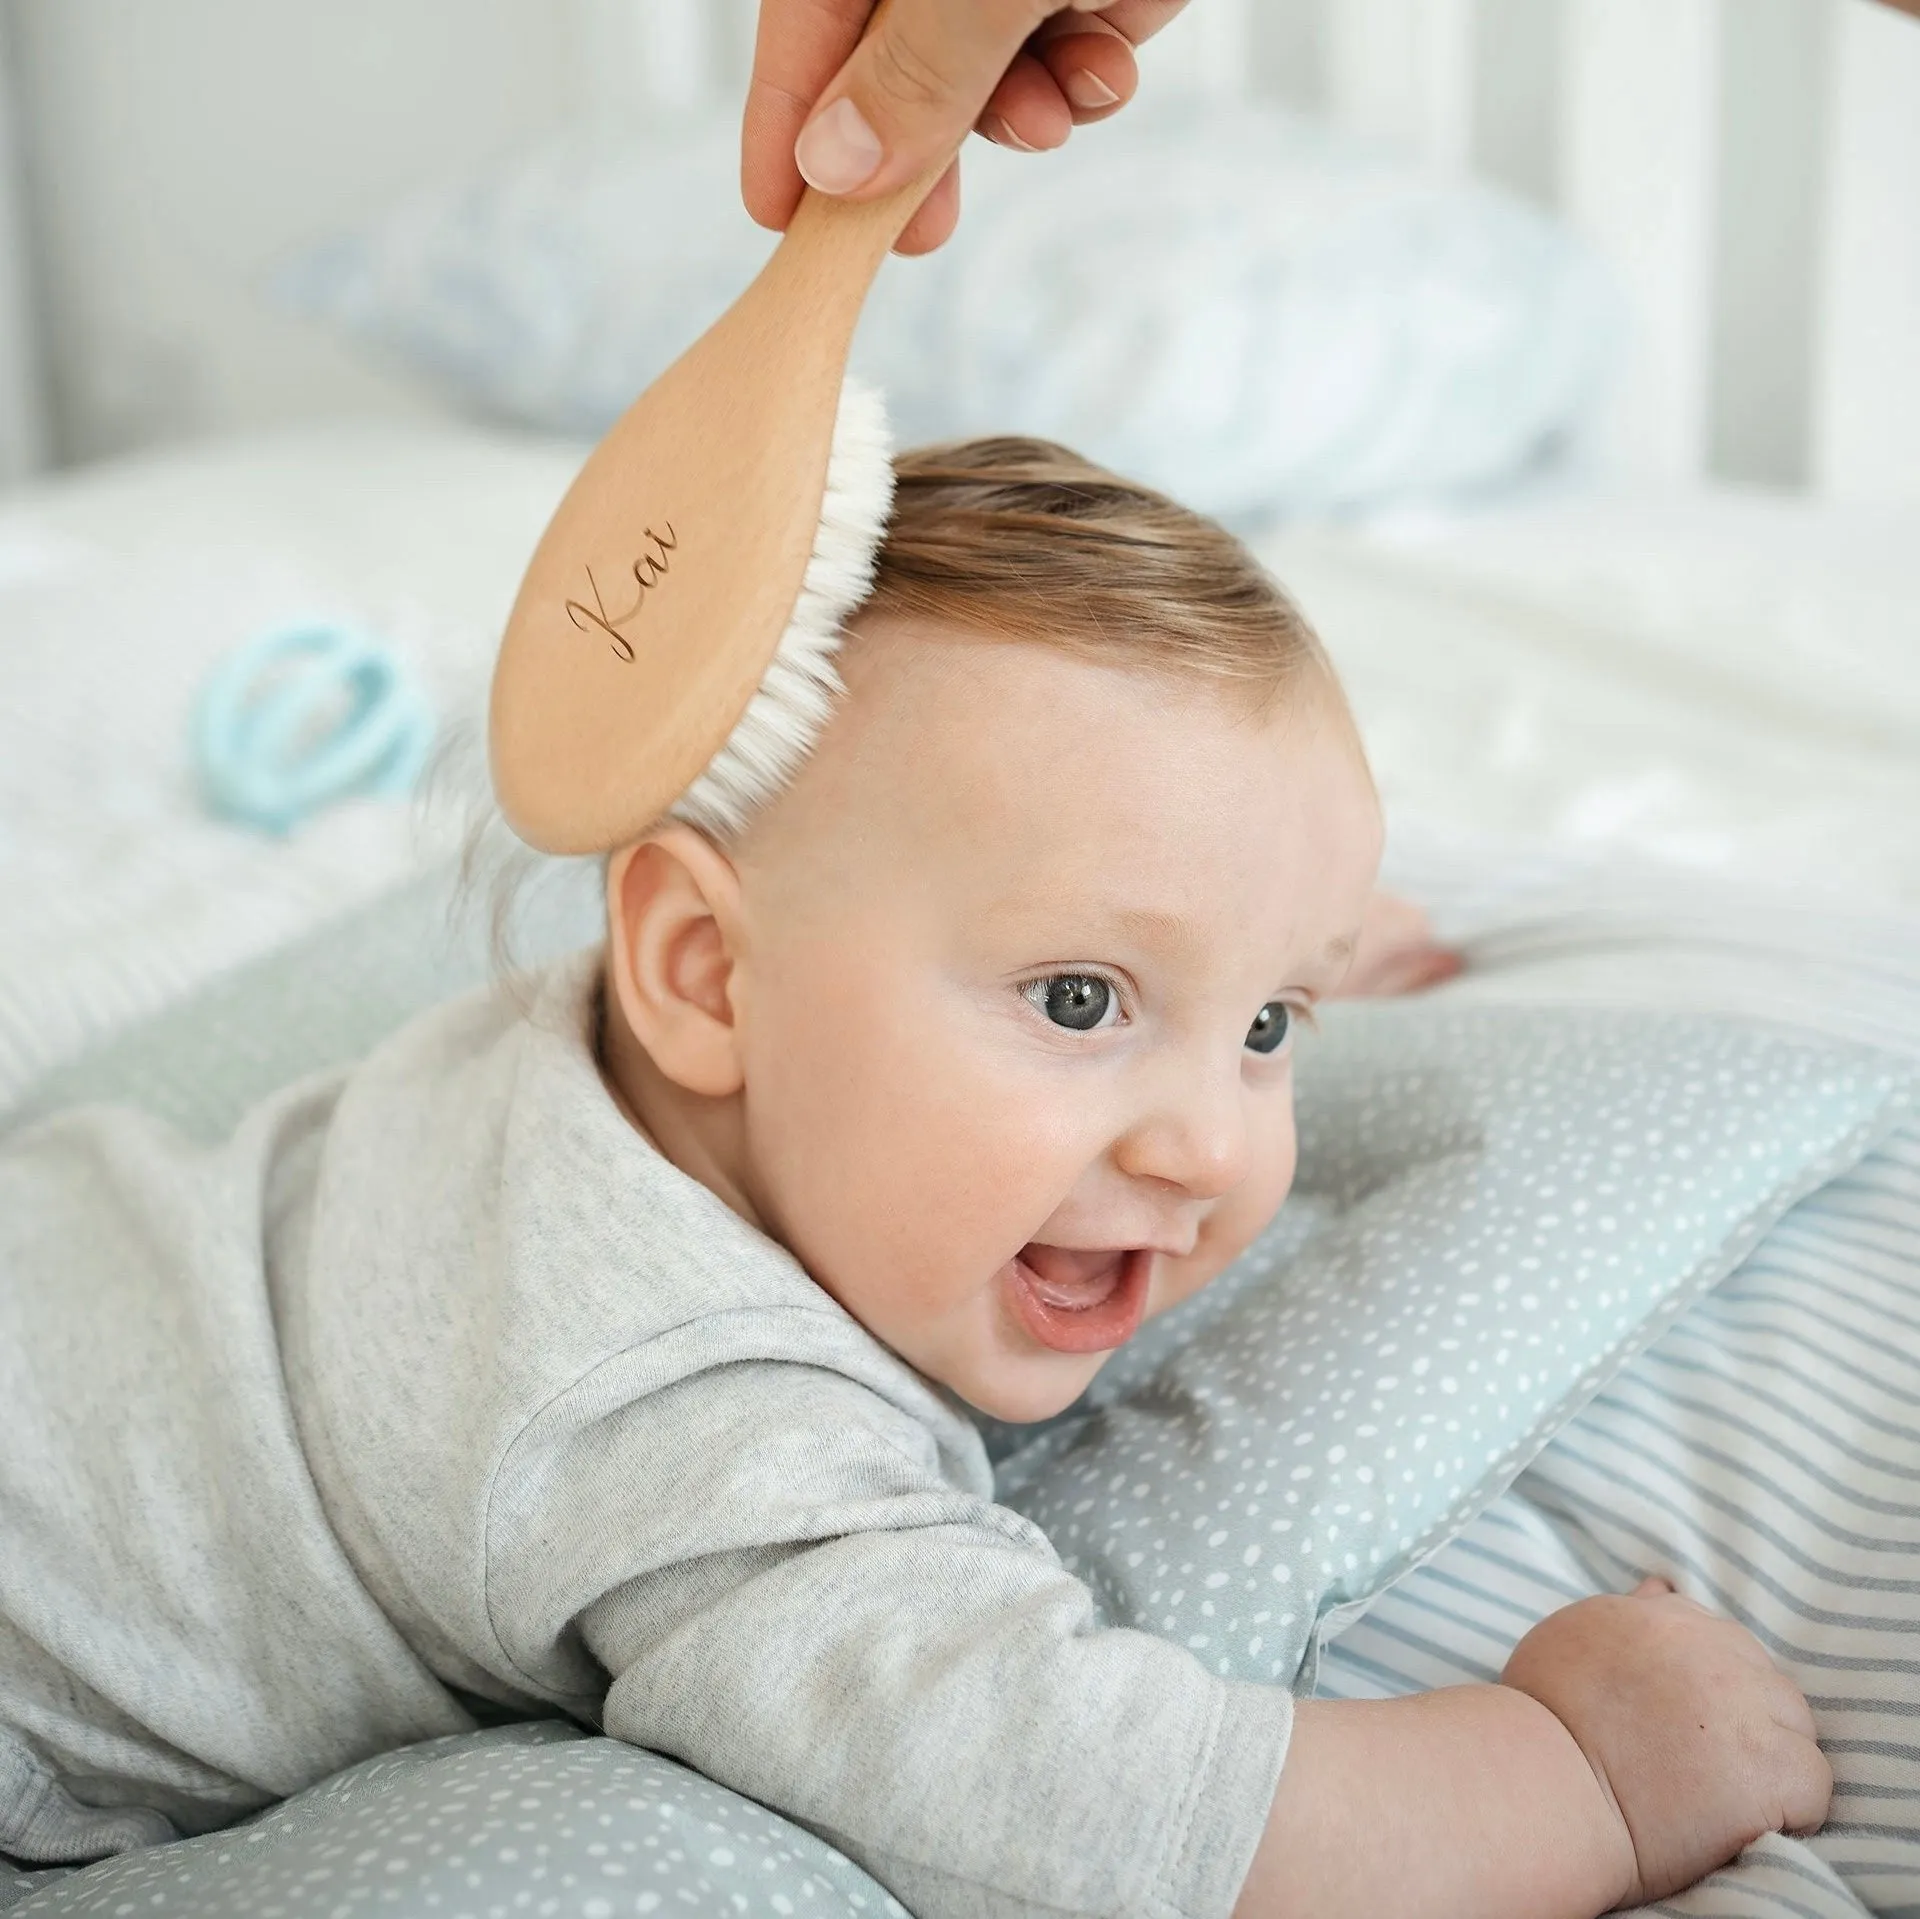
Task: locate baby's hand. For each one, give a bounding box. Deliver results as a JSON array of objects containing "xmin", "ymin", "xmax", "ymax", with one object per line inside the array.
[
  {"xmin": 1332, "ymin": 892, "xmax": 1461, "ymax": 999},
  {"xmin": 1503, "ymin": 1578, "xmax": 1832, "ymax": 1908}
]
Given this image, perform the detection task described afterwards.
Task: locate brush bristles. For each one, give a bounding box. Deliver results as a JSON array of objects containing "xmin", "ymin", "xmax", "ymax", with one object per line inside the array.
[{"xmin": 670, "ymin": 378, "xmax": 894, "ymax": 841}]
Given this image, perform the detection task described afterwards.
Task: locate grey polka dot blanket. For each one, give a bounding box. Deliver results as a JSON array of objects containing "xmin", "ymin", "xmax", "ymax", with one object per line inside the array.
[{"xmin": 7, "ymin": 857, "xmax": 1920, "ymax": 1919}]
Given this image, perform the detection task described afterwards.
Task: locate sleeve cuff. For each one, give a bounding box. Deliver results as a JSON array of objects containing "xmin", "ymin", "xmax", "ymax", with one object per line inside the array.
[{"xmin": 1149, "ymin": 1677, "xmax": 1295, "ymax": 1919}]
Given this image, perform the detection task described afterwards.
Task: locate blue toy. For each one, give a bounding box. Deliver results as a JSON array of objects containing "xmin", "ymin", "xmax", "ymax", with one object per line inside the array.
[{"xmin": 192, "ymin": 623, "xmax": 435, "ymax": 835}]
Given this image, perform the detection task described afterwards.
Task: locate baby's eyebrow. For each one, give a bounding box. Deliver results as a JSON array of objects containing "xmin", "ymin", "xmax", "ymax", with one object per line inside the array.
[
  {"xmin": 1008, "ymin": 904, "xmax": 1359, "ymax": 978},
  {"xmin": 1109, "ymin": 904, "xmax": 1207, "ymax": 955},
  {"xmin": 1289, "ymin": 932, "xmax": 1358, "ymax": 995}
]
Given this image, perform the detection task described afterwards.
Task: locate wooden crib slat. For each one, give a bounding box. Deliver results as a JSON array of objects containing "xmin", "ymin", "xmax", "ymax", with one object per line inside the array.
[
  {"xmin": 1325, "ymin": 0, "xmax": 1477, "ymax": 170},
  {"xmin": 1469, "ymin": 0, "xmax": 1563, "ymax": 206},
  {"xmin": 1247, "ymin": 0, "xmax": 1329, "ymax": 112},
  {"xmin": 1812, "ymin": 0, "xmax": 1920, "ymax": 510},
  {"xmin": 573, "ymin": 0, "xmax": 744, "ymax": 114},
  {"xmin": 1558, "ymin": 0, "xmax": 1721, "ymax": 482},
  {"xmin": 1149, "ymin": 0, "xmax": 1258, "ymax": 101},
  {"xmin": 0, "ymin": 5, "xmax": 48, "ymax": 480},
  {"xmin": 1706, "ymin": 0, "xmax": 1834, "ymax": 490},
  {"xmin": 633, "ymin": 0, "xmax": 715, "ymax": 109}
]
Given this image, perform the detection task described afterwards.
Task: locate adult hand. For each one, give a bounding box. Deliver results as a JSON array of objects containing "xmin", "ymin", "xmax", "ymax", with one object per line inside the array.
[{"xmin": 744, "ymin": 1, "xmax": 1192, "ymax": 256}]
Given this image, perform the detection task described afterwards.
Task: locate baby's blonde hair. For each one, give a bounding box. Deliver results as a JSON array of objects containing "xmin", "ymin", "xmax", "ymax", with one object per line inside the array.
[{"xmin": 855, "ymin": 435, "xmax": 1333, "ymax": 708}]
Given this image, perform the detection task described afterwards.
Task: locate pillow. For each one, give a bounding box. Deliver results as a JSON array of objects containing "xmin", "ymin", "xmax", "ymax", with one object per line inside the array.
[
  {"xmin": 993, "ymin": 999, "xmax": 1914, "ymax": 1692},
  {"xmin": 0, "ymin": 1723, "xmax": 905, "ymax": 1918},
  {"xmin": 278, "ymin": 103, "xmax": 1619, "ymax": 522}
]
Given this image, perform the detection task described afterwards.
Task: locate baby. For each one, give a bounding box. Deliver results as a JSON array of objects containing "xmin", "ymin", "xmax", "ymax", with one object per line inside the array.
[{"xmin": 0, "ymin": 438, "xmax": 1827, "ymax": 1917}]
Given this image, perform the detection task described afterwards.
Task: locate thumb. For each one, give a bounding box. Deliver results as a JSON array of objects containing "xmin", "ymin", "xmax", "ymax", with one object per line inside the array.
[
  {"xmin": 1632, "ymin": 1576, "xmax": 1676, "ymax": 1597},
  {"xmin": 795, "ymin": 0, "xmax": 1063, "ymax": 198}
]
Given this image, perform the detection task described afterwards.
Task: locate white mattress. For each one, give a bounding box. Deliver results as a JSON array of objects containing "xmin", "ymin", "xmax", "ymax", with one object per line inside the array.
[{"xmin": 4, "ymin": 426, "xmax": 1919, "ymax": 1109}]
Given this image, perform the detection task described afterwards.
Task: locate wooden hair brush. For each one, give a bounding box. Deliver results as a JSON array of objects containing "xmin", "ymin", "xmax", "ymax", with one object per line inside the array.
[{"xmin": 488, "ymin": 146, "xmax": 943, "ymax": 856}]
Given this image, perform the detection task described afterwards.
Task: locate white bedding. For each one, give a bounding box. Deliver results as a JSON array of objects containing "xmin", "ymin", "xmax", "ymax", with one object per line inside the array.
[
  {"xmin": 0, "ymin": 427, "xmax": 578, "ymax": 1107},
  {"xmin": 1262, "ymin": 491, "xmax": 1920, "ymax": 907},
  {"xmin": 3, "ymin": 425, "xmax": 1918, "ymax": 1109}
]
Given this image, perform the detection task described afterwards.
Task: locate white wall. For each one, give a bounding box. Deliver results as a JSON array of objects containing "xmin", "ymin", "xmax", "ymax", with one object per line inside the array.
[{"xmin": 8, "ymin": 0, "xmax": 575, "ymax": 463}]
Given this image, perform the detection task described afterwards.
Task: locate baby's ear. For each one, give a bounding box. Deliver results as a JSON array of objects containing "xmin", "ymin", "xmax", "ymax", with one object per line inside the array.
[{"xmin": 605, "ymin": 827, "xmax": 746, "ymax": 1099}]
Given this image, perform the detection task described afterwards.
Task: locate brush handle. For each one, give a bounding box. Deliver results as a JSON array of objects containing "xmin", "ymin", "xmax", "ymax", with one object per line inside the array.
[{"xmin": 754, "ymin": 163, "xmax": 952, "ymax": 344}]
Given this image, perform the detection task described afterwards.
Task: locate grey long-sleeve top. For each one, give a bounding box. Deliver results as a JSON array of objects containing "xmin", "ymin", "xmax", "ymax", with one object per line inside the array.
[{"xmin": 0, "ymin": 950, "xmax": 1291, "ymax": 1916}]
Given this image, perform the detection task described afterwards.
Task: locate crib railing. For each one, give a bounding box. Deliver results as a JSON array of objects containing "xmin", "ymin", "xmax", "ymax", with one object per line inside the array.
[
  {"xmin": 579, "ymin": 0, "xmax": 1920, "ymax": 506},
  {"xmin": 0, "ymin": 3, "xmax": 47, "ymax": 487}
]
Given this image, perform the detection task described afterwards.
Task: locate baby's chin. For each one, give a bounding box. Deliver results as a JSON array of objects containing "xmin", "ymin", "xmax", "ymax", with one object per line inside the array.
[{"xmin": 946, "ymin": 1351, "xmax": 1113, "ymax": 1427}]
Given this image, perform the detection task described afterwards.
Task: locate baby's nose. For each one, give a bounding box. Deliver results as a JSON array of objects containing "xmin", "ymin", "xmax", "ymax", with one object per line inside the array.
[{"xmin": 1113, "ymin": 1078, "xmax": 1251, "ymax": 1201}]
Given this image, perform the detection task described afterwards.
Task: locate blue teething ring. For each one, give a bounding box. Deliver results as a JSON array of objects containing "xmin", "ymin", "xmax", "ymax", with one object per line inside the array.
[{"xmin": 192, "ymin": 622, "xmax": 436, "ymax": 835}]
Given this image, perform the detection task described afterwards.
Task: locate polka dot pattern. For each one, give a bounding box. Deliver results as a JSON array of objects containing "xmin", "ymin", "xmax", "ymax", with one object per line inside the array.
[
  {"xmin": 4, "ymin": 1726, "xmax": 906, "ymax": 1919},
  {"xmin": 995, "ymin": 1001, "xmax": 1906, "ymax": 1694}
]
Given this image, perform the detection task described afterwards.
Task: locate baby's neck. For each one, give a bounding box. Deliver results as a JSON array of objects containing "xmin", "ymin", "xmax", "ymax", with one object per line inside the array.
[{"xmin": 594, "ymin": 958, "xmax": 770, "ymax": 1237}]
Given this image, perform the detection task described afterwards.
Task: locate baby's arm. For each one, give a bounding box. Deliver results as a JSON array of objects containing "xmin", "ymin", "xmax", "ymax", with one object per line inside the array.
[
  {"xmin": 533, "ymin": 1350, "xmax": 1824, "ymax": 1918},
  {"xmin": 1239, "ymin": 1685, "xmax": 1631, "ymax": 1916},
  {"xmin": 1235, "ymin": 1579, "xmax": 1832, "ymax": 1919}
]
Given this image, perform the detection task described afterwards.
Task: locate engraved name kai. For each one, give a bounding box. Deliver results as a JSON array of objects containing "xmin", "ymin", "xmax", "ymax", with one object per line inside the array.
[{"xmin": 565, "ymin": 524, "xmax": 678, "ymax": 662}]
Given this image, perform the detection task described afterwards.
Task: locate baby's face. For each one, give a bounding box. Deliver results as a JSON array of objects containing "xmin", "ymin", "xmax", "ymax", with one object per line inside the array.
[{"xmin": 717, "ymin": 621, "xmax": 1383, "ymax": 1423}]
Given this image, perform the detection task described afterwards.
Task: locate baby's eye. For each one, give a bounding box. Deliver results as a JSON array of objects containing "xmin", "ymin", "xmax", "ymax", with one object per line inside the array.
[
  {"xmin": 1245, "ymin": 1001, "xmax": 1292, "ymax": 1055},
  {"xmin": 1026, "ymin": 974, "xmax": 1119, "ymax": 1032}
]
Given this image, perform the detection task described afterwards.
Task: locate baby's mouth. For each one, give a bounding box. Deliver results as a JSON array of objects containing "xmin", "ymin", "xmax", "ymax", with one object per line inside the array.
[
  {"xmin": 1021, "ymin": 1244, "xmax": 1127, "ymax": 1306},
  {"xmin": 1006, "ymin": 1244, "xmax": 1153, "ymax": 1355}
]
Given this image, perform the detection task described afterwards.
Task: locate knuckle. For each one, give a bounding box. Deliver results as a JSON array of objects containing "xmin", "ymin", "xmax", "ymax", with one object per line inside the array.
[
  {"xmin": 1784, "ymin": 1750, "xmax": 1834, "ymax": 1833},
  {"xmin": 866, "ymin": 23, "xmax": 954, "ymax": 111},
  {"xmin": 864, "ymin": 0, "xmax": 1055, "ymax": 113},
  {"xmin": 1099, "ymin": 0, "xmax": 1190, "ymax": 44}
]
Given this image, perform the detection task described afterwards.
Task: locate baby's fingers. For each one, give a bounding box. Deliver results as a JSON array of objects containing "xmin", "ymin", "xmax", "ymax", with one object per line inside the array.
[
  {"xmin": 1761, "ymin": 1669, "xmax": 1819, "ymax": 1743},
  {"xmin": 1768, "ymin": 1728, "xmax": 1834, "ymax": 1839}
]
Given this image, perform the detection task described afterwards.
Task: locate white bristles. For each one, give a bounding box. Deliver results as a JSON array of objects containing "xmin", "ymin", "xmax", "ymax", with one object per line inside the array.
[{"xmin": 669, "ymin": 378, "xmax": 895, "ymax": 841}]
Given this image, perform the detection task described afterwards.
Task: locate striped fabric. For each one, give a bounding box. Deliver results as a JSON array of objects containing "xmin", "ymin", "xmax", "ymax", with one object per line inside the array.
[{"xmin": 1317, "ymin": 844, "xmax": 1920, "ymax": 1918}]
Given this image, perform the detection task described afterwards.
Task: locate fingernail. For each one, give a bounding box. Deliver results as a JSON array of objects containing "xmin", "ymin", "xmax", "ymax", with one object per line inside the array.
[
  {"xmin": 1065, "ymin": 69, "xmax": 1120, "ymax": 110},
  {"xmin": 795, "ymin": 97, "xmax": 884, "ymax": 195},
  {"xmin": 992, "ymin": 115, "xmax": 1041, "ymax": 154}
]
